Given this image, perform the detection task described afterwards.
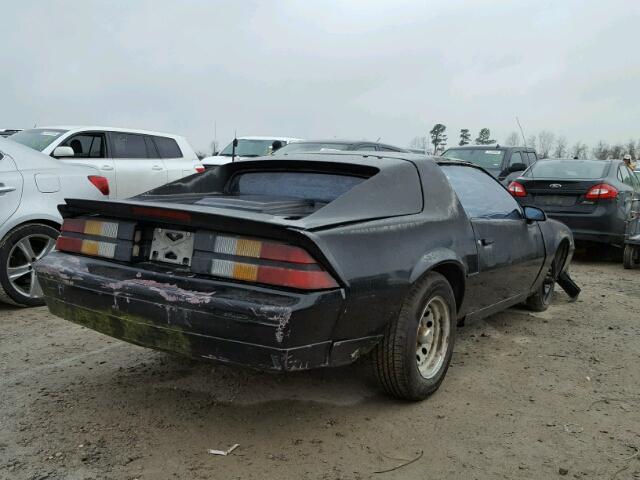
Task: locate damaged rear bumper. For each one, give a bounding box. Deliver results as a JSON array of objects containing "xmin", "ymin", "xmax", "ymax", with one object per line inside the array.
[{"xmin": 35, "ymin": 252, "xmax": 381, "ymax": 371}]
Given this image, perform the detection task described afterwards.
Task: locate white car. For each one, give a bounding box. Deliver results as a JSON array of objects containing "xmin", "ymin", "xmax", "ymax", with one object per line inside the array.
[
  {"xmin": 0, "ymin": 138, "xmax": 109, "ymax": 307},
  {"xmin": 201, "ymin": 136, "xmax": 302, "ymax": 167},
  {"xmin": 9, "ymin": 126, "xmax": 203, "ymax": 199}
]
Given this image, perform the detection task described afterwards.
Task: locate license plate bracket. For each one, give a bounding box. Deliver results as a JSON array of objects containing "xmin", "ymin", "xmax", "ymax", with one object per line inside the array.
[{"xmin": 150, "ymin": 228, "xmax": 195, "ymax": 266}]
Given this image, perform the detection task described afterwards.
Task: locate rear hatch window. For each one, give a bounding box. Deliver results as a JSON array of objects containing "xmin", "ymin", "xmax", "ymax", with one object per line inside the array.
[{"xmin": 524, "ymin": 160, "xmax": 608, "ymax": 179}]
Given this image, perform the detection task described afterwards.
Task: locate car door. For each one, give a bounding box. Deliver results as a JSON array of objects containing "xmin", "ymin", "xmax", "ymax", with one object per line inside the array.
[
  {"xmin": 151, "ymin": 135, "xmax": 189, "ymax": 182},
  {"xmin": 107, "ymin": 132, "xmax": 168, "ymax": 199},
  {"xmin": 55, "ymin": 131, "xmax": 116, "ymax": 198},
  {"xmin": 441, "ymin": 165, "xmax": 545, "ymax": 312},
  {"xmin": 618, "ymin": 164, "xmax": 638, "ymax": 221},
  {"xmin": 0, "ymin": 152, "xmax": 23, "ymax": 227}
]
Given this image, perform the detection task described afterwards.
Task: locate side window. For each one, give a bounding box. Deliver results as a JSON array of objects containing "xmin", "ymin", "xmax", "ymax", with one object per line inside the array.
[
  {"xmin": 110, "ymin": 133, "xmax": 147, "ymax": 159},
  {"xmin": 527, "ymin": 152, "xmax": 538, "ymax": 164},
  {"xmin": 441, "ymin": 165, "xmax": 522, "ymax": 219},
  {"xmin": 619, "ymin": 166, "xmax": 635, "ymax": 189},
  {"xmin": 144, "ymin": 136, "xmax": 160, "ymax": 158},
  {"xmin": 508, "ymin": 151, "xmax": 523, "ymax": 166},
  {"xmin": 354, "ymin": 144, "xmax": 378, "ymax": 151},
  {"xmin": 61, "ymin": 133, "xmax": 105, "ymax": 158},
  {"xmin": 153, "ymin": 136, "xmax": 183, "ymax": 158},
  {"xmin": 379, "ymin": 146, "xmax": 400, "ymax": 152}
]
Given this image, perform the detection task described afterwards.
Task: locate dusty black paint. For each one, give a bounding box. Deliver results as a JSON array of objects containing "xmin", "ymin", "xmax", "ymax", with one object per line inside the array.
[{"xmin": 40, "ymin": 153, "xmax": 574, "ymax": 371}]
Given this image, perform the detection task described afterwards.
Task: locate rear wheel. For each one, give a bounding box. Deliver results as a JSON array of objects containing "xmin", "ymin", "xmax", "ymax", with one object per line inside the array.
[
  {"xmin": 369, "ymin": 272, "xmax": 456, "ymax": 401},
  {"xmin": 0, "ymin": 223, "xmax": 58, "ymax": 307},
  {"xmin": 526, "ymin": 241, "xmax": 569, "ymax": 312},
  {"xmin": 623, "ymin": 244, "xmax": 640, "ymax": 269}
]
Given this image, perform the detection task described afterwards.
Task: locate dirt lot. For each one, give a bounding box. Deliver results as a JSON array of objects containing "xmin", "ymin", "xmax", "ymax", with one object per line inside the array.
[{"xmin": 1, "ymin": 256, "xmax": 639, "ymax": 480}]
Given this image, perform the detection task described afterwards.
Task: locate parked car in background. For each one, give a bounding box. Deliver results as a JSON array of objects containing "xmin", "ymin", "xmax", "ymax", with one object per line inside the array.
[
  {"xmin": 507, "ymin": 159, "xmax": 640, "ymax": 248},
  {"xmin": 36, "ymin": 153, "xmax": 573, "ymax": 401},
  {"xmin": 0, "ymin": 129, "xmax": 21, "ymax": 138},
  {"xmin": 0, "ymin": 138, "xmax": 109, "ymax": 307},
  {"xmin": 442, "ymin": 145, "xmax": 538, "ymax": 185},
  {"xmin": 201, "ymin": 136, "xmax": 302, "ymax": 167},
  {"xmin": 272, "ymin": 139, "xmax": 409, "ymax": 155},
  {"xmin": 9, "ymin": 126, "xmax": 203, "ymax": 199}
]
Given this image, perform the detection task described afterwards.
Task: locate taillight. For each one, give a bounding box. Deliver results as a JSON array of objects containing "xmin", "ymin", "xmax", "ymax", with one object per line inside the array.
[
  {"xmin": 208, "ymin": 234, "xmax": 338, "ymax": 290},
  {"xmin": 56, "ymin": 217, "xmax": 137, "ymax": 261},
  {"xmin": 195, "ymin": 165, "xmax": 205, "ymax": 173},
  {"xmin": 507, "ymin": 181, "xmax": 527, "ymax": 197},
  {"xmin": 88, "ymin": 175, "xmax": 109, "ymax": 196},
  {"xmin": 585, "ymin": 183, "xmax": 618, "ymax": 200}
]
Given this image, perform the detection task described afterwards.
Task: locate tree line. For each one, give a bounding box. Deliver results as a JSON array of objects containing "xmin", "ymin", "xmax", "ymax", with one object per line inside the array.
[{"xmin": 411, "ymin": 125, "xmax": 638, "ymax": 160}]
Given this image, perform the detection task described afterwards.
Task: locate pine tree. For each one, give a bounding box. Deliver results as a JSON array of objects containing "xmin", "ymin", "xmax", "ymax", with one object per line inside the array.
[
  {"xmin": 459, "ymin": 129, "xmax": 470, "ymax": 146},
  {"xmin": 430, "ymin": 124, "xmax": 447, "ymax": 154},
  {"xmin": 475, "ymin": 128, "xmax": 495, "ymax": 145}
]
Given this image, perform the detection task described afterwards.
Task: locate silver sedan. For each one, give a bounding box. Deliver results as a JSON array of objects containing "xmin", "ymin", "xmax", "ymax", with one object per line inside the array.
[{"xmin": 0, "ymin": 138, "xmax": 108, "ymax": 306}]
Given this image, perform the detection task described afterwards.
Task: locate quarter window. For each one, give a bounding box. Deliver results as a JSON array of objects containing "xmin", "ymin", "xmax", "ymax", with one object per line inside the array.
[
  {"xmin": 527, "ymin": 152, "xmax": 537, "ymax": 164},
  {"xmin": 509, "ymin": 151, "xmax": 523, "ymax": 166},
  {"xmin": 153, "ymin": 136, "xmax": 182, "ymax": 158},
  {"xmin": 441, "ymin": 165, "xmax": 522, "ymax": 219}
]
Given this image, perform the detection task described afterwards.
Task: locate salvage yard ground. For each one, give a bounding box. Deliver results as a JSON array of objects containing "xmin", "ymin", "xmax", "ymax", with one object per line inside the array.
[{"xmin": 1, "ymin": 255, "xmax": 639, "ymax": 480}]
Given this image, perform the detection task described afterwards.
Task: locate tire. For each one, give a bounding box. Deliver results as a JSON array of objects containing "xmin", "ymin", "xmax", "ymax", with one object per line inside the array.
[
  {"xmin": 526, "ymin": 241, "xmax": 569, "ymax": 312},
  {"xmin": 0, "ymin": 223, "xmax": 59, "ymax": 307},
  {"xmin": 623, "ymin": 244, "xmax": 639, "ymax": 269},
  {"xmin": 369, "ymin": 272, "xmax": 456, "ymax": 401}
]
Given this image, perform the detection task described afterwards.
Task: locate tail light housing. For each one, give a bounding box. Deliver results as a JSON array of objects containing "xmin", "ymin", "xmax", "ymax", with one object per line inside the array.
[
  {"xmin": 195, "ymin": 165, "xmax": 205, "ymax": 173},
  {"xmin": 507, "ymin": 181, "xmax": 527, "ymax": 197},
  {"xmin": 585, "ymin": 183, "xmax": 618, "ymax": 200},
  {"xmin": 56, "ymin": 217, "xmax": 137, "ymax": 261},
  {"xmin": 206, "ymin": 234, "xmax": 338, "ymax": 290},
  {"xmin": 88, "ymin": 175, "xmax": 109, "ymax": 196}
]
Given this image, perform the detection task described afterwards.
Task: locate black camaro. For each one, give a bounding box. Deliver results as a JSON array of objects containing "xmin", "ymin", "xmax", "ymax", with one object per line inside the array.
[{"xmin": 35, "ymin": 153, "xmax": 574, "ymax": 401}]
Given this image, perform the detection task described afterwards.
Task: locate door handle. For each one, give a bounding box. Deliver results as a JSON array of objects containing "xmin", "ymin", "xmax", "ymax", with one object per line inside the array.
[
  {"xmin": 100, "ymin": 165, "xmax": 114, "ymax": 171},
  {"xmin": 0, "ymin": 185, "xmax": 16, "ymax": 194},
  {"xmin": 479, "ymin": 238, "xmax": 495, "ymax": 247},
  {"xmin": 152, "ymin": 165, "xmax": 164, "ymax": 171}
]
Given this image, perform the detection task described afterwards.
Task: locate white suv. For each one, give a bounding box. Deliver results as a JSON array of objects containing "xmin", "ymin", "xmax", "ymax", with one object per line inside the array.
[
  {"xmin": 10, "ymin": 126, "xmax": 203, "ymax": 199},
  {"xmin": 201, "ymin": 136, "xmax": 302, "ymax": 167}
]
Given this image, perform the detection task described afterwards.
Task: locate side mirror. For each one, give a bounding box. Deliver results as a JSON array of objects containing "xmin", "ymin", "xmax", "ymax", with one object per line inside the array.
[
  {"xmin": 508, "ymin": 162, "xmax": 527, "ymax": 173},
  {"xmin": 52, "ymin": 146, "xmax": 75, "ymax": 158},
  {"xmin": 523, "ymin": 206, "xmax": 546, "ymax": 222}
]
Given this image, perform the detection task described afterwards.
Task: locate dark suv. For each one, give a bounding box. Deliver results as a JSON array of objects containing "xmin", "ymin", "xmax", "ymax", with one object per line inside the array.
[{"xmin": 442, "ymin": 145, "xmax": 538, "ymax": 185}]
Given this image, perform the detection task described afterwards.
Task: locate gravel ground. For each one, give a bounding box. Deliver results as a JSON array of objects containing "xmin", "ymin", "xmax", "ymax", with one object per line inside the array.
[{"xmin": 1, "ymin": 256, "xmax": 639, "ymax": 480}]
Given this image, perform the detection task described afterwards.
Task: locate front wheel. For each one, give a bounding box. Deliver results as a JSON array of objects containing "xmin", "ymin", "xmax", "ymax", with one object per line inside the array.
[
  {"xmin": 623, "ymin": 244, "xmax": 640, "ymax": 269},
  {"xmin": 369, "ymin": 272, "xmax": 456, "ymax": 401},
  {"xmin": 0, "ymin": 223, "xmax": 59, "ymax": 307}
]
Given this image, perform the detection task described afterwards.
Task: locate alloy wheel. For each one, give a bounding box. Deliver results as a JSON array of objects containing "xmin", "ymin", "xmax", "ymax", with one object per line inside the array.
[{"xmin": 7, "ymin": 234, "xmax": 56, "ymax": 299}]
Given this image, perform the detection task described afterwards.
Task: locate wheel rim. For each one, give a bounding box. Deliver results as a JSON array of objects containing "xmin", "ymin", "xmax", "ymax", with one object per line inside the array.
[
  {"xmin": 6, "ymin": 234, "xmax": 56, "ymax": 299},
  {"xmin": 542, "ymin": 243, "xmax": 568, "ymax": 304},
  {"xmin": 415, "ymin": 295, "xmax": 450, "ymax": 379}
]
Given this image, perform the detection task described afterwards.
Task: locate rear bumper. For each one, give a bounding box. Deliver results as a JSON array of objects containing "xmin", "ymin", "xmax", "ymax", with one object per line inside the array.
[
  {"xmin": 35, "ymin": 252, "xmax": 380, "ymax": 371},
  {"xmin": 543, "ymin": 206, "xmax": 626, "ymax": 246}
]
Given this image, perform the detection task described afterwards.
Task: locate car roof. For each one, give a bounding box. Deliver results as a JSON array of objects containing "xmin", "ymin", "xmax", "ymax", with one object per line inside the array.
[
  {"xmin": 445, "ymin": 144, "xmax": 535, "ymax": 151},
  {"xmin": 35, "ymin": 125, "xmax": 186, "ymax": 139}
]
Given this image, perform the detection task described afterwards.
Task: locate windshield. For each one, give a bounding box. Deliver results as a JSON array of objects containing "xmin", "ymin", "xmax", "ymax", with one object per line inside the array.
[
  {"xmin": 523, "ymin": 159, "xmax": 608, "ymax": 179},
  {"xmin": 273, "ymin": 142, "xmax": 351, "ymax": 155},
  {"xmin": 219, "ymin": 139, "xmax": 278, "ymax": 157},
  {"xmin": 442, "ymin": 148, "xmax": 505, "ymax": 170},
  {"xmin": 10, "ymin": 128, "xmax": 68, "ymax": 151}
]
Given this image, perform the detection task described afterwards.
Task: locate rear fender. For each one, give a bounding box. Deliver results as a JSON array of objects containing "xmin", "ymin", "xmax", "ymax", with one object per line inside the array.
[{"xmin": 409, "ymin": 248, "xmax": 466, "ymax": 314}]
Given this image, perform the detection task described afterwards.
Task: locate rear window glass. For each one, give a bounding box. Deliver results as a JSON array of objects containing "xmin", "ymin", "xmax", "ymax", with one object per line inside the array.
[
  {"xmin": 524, "ymin": 160, "xmax": 608, "ymax": 179},
  {"xmin": 442, "ymin": 148, "xmax": 504, "ymax": 170},
  {"xmin": 274, "ymin": 142, "xmax": 351, "ymax": 155},
  {"xmin": 153, "ymin": 136, "xmax": 182, "ymax": 158},
  {"xmin": 228, "ymin": 172, "xmax": 365, "ymax": 203}
]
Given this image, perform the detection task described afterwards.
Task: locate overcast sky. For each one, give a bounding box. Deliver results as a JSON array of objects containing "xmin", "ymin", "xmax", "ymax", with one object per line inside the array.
[{"xmin": 1, "ymin": 0, "xmax": 639, "ymax": 152}]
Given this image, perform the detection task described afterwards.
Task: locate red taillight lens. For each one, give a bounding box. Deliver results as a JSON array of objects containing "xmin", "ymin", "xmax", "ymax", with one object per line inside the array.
[
  {"xmin": 209, "ymin": 234, "xmax": 338, "ymax": 290},
  {"xmin": 507, "ymin": 181, "xmax": 527, "ymax": 197},
  {"xmin": 195, "ymin": 165, "xmax": 205, "ymax": 173},
  {"xmin": 585, "ymin": 183, "xmax": 618, "ymax": 200},
  {"xmin": 56, "ymin": 235, "xmax": 117, "ymax": 258},
  {"xmin": 88, "ymin": 175, "xmax": 110, "ymax": 196}
]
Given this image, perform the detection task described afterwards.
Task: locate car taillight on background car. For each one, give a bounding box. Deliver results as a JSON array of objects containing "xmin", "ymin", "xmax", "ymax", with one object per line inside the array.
[
  {"xmin": 507, "ymin": 181, "xmax": 527, "ymax": 197},
  {"xmin": 585, "ymin": 183, "xmax": 618, "ymax": 200},
  {"xmin": 204, "ymin": 234, "xmax": 338, "ymax": 290},
  {"xmin": 195, "ymin": 165, "xmax": 205, "ymax": 173},
  {"xmin": 88, "ymin": 175, "xmax": 110, "ymax": 196}
]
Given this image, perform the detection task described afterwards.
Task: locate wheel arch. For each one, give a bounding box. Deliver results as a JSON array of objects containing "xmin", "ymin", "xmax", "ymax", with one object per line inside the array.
[{"xmin": 409, "ymin": 248, "xmax": 466, "ymax": 314}]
